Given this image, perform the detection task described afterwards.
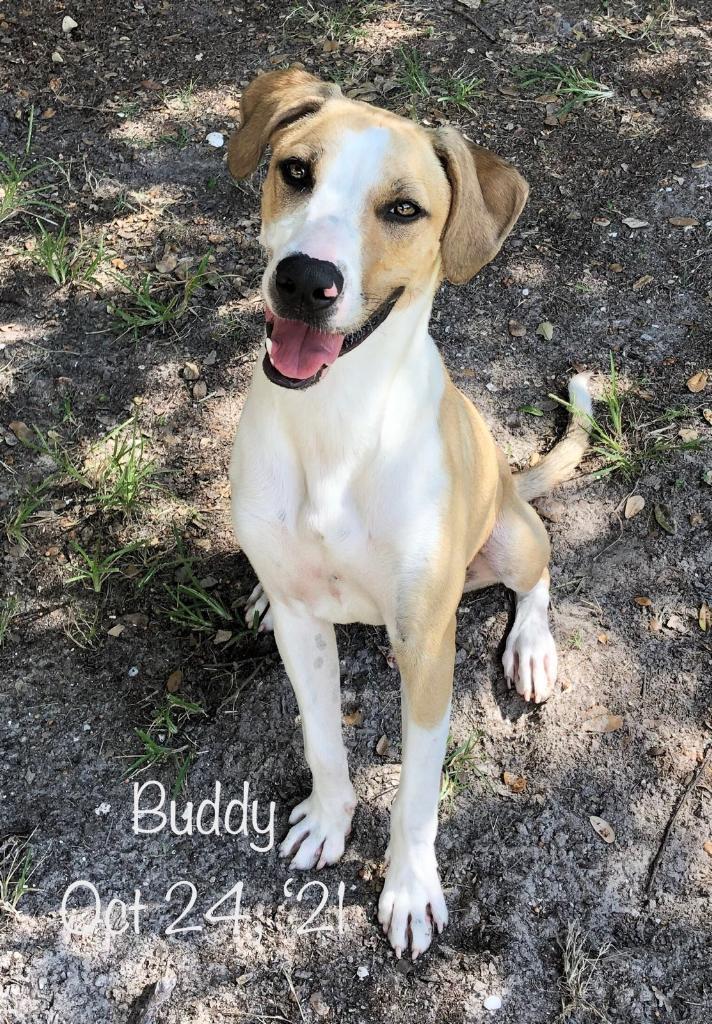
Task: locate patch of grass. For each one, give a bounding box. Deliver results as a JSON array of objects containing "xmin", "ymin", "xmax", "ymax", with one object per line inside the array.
[
  {"xmin": 163, "ymin": 578, "xmax": 232, "ymax": 633},
  {"xmin": 436, "ymin": 69, "xmax": 485, "ymax": 112},
  {"xmin": 284, "ymin": 1, "xmax": 380, "ymax": 42},
  {"xmin": 163, "ymin": 78, "xmax": 198, "ymax": 110},
  {"xmin": 398, "ymin": 47, "xmax": 431, "ymax": 98},
  {"xmin": 125, "ymin": 694, "xmax": 205, "ymax": 795},
  {"xmin": 0, "ymin": 106, "xmax": 58, "ymax": 225},
  {"xmin": 599, "ymin": 0, "xmax": 676, "ymax": 52},
  {"xmin": 558, "ymin": 921, "xmax": 612, "ymax": 1021},
  {"xmin": 30, "ymin": 427, "xmax": 90, "ymax": 488},
  {"xmin": 0, "ymin": 597, "xmax": 18, "ymax": 647},
  {"xmin": 568, "ymin": 628, "xmax": 585, "ymax": 650},
  {"xmin": 398, "ymin": 49, "xmax": 484, "ymax": 112},
  {"xmin": 550, "ymin": 354, "xmax": 704, "ymax": 481},
  {"xmin": 0, "ymin": 155, "xmax": 57, "ymax": 225},
  {"xmin": 29, "ymin": 219, "xmax": 108, "ymax": 287},
  {"xmin": 91, "ymin": 416, "xmax": 156, "ymax": 515},
  {"xmin": 67, "ymin": 540, "xmax": 143, "ymax": 593},
  {"xmin": 158, "ymin": 124, "xmax": 191, "ymax": 148},
  {"xmin": 0, "ymin": 833, "xmax": 37, "ymax": 919},
  {"xmin": 64, "ymin": 604, "xmax": 102, "ymax": 649},
  {"xmin": 110, "ymin": 255, "xmax": 210, "ymax": 339},
  {"xmin": 440, "ymin": 730, "xmax": 487, "ymax": 804},
  {"xmin": 514, "ymin": 63, "xmax": 613, "ymax": 114},
  {"xmin": 4, "ymin": 485, "xmax": 50, "ymax": 550}
]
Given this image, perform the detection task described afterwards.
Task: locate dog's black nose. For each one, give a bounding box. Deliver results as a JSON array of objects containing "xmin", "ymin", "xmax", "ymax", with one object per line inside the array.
[{"xmin": 274, "ymin": 253, "xmax": 344, "ymax": 316}]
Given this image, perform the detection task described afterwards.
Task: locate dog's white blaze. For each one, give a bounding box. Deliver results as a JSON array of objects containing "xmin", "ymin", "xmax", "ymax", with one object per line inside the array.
[{"xmin": 261, "ymin": 127, "xmax": 390, "ymax": 327}]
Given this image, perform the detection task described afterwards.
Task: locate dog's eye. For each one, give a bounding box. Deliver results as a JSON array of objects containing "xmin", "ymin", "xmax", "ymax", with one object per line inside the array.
[
  {"xmin": 281, "ymin": 158, "xmax": 311, "ymax": 189},
  {"xmin": 385, "ymin": 200, "xmax": 422, "ymax": 222}
]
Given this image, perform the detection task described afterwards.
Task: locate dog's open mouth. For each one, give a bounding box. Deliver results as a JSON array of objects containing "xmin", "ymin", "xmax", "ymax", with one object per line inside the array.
[{"xmin": 263, "ymin": 287, "xmax": 405, "ymax": 390}]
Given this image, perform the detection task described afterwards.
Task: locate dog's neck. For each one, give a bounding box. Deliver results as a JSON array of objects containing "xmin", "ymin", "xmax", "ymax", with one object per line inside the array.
[{"xmin": 252, "ymin": 285, "xmax": 446, "ymax": 468}]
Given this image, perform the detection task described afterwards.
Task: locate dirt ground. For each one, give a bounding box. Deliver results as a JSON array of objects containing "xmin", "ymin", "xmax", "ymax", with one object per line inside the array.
[{"xmin": 1, "ymin": 1, "xmax": 711, "ymax": 1022}]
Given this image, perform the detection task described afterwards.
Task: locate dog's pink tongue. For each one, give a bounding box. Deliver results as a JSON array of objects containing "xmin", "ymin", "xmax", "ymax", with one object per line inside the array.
[{"xmin": 267, "ymin": 311, "xmax": 345, "ymax": 380}]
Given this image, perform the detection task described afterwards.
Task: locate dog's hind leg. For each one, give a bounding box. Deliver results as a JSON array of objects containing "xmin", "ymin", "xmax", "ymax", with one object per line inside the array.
[
  {"xmin": 271, "ymin": 602, "xmax": 356, "ymax": 869},
  {"xmin": 465, "ymin": 496, "xmax": 557, "ymax": 703}
]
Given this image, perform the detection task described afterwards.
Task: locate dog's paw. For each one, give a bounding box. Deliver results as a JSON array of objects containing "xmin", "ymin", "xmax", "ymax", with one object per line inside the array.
[
  {"xmin": 245, "ymin": 583, "xmax": 273, "ymax": 632},
  {"xmin": 503, "ymin": 617, "xmax": 558, "ymax": 703},
  {"xmin": 279, "ymin": 791, "xmax": 356, "ymax": 870},
  {"xmin": 378, "ymin": 844, "xmax": 448, "ymax": 960}
]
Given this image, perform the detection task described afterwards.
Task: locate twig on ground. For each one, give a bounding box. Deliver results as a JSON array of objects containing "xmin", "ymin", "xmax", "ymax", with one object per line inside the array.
[{"xmin": 646, "ymin": 742, "xmax": 712, "ymax": 893}]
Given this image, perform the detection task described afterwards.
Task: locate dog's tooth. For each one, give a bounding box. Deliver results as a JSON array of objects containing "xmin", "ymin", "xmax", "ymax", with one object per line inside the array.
[{"xmin": 265, "ymin": 337, "xmax": 272, "ymax": 355}]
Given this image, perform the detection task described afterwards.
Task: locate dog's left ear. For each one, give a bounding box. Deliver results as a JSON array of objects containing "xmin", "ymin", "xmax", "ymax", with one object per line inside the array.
[
  {"xmin": 228, "ymin": 68, "xmax": 341, "ymax": 180},
  {"xmin": 433, "ymin": 126, "xmax": 529, "ymax": 285}
]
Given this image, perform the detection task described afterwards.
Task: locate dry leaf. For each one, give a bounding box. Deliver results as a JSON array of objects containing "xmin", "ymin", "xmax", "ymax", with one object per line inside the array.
[
  {"xmin": 702, "ymin": 408, "xmax": 712, "ymax": 425},
  {"xmin": 9, "ymin": 420, "xmax": 33, "ymax": 445},
  {"xmin": 608, "ymin": 262, "xmax": 623, "ymax": 272},
  {"xmin": 376, "ymin": 735, "xmax": 389, "ymax": 756},
  {"xmin": 183, "ymin": 361, "xmax": 200, "ymax": 381},
  {"xmin": 213, "ymin": 629, "xmax": 232, "ymax": 645},
  {"xmin": 678, "ymin": 426, "xmax": 699, "ymax": 442},
  {"xmin": 622, "ymin": 217, "xmax": 649, "ymax": 229},
  {"xmin": 590, "ymin": 815, "xmax": 615, "ymax": 844},
  {"xmin": 508, "ymin": 319, "xmax": 526, "ymax": 337},
  {"xmin": 122, "ymin": 612, "xmax": 149, "ymax": 627},
  {"xmin": 156, "ymin": 253, "xmax": 178, "ymax": 274},
  {"xmin": 592, "ymin": 216, "xmax": 611, "ymax": 226},
  {"xmin": 654, "ymin": 503, "xmax": 676, "ymax": 535},
  {"xmin": 703, "ymin": 840, "xmax": 712, "ymax": 858},
  {"xmin": 166, "ymin": 669, "xmax": 182, "ymax": 693},
  {"xmin": 536, "ymin": 321, "xmax": 554, "ymax": 341},
  {"xmin": 309, "ymin": 992, "xmax": 330, "ymax": 1018},
  {"xmin": 668, "ymin": 216, "xmax": 699, "ymax": 227},
  {"xmin": 699, "ymin": 603, "xmax": 710, "ymax": 632},
  {"xmin": 502, "ymin": 771, "xmax": 527, "ymax": 794},
  {"xmin": 634, "ymin": 596, "xmax": 652, "ymax": 607},
  {"xmin": 582, "ymin": 705, "xmax": 624, "ymax": 733},
  {"xmin": 107, "ymin": 624, "xmax": 125, "ymax": 637},
  {"xmin": 687, "ymin": 371, "xmax": 708, "ymax": 393},
  {"xmin": 632, "ymin": 274, "xmax": 654, "ymax": 291},
  {"xmin": 624, "ymin": 495, "xmax": 645, "ymax": 519},
  {"xmin": 343, "ymin": 709, "xmax": 363, "ymax": 727},
  {"xmin": 192, "ymin": 380, "xmax": 208, "ymax": 400},
  {"xmin": 666, "ymin": 614, "xmax": 687, "ymax": 633},
  {"xmin": 597, "ymin": 632, "xmax": 609, "ymax": 644}
]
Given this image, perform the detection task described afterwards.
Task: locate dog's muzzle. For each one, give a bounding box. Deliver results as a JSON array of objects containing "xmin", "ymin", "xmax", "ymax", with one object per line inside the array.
[{"xmin": 263, "ymin": 287, "xmax": 405, "ymax": 391}]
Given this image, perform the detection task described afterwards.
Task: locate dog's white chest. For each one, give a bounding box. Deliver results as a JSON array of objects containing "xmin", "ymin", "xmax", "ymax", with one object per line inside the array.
[{"xmin": 232, "ymin": 446, "xmax": 388, "ymax": 625}]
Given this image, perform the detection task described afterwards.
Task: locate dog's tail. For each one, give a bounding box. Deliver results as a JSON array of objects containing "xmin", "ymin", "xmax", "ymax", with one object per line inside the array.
[{"xmin": 515, "ymin": 372, "xmax": 593, "ymax": 501}]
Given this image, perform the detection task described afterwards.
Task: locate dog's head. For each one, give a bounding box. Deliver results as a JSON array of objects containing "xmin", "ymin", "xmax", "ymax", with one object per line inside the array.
[{"xmin": 228, "ymin": 68, "xmax": 528, "ymax": 388}]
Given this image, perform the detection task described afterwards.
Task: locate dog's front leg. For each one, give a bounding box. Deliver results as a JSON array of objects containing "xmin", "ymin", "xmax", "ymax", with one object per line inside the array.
[
  {"xmin": 378, "ymin": 615, "xmax": 455, "ymax": 959},
  {"xmin": 271, "ymin": 602, "xmax": 356, "ymax": 870}
]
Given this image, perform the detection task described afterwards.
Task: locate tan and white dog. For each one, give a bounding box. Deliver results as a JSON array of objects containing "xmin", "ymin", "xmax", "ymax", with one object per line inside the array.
[{"xmin": 227, "ymin": 69, "xmax": 591, "ymax": 959}]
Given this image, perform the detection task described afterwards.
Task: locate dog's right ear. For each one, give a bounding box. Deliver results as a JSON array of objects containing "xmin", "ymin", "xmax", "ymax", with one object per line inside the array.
[{"xmin": 228, "ymin": 69, "xmax": 340, "ymax": 180}]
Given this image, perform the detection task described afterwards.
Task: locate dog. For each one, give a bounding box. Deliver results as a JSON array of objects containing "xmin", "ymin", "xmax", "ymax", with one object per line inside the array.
[{"xmin": 227, "ymin": 68, "xmax": 591, "ymax": 959}]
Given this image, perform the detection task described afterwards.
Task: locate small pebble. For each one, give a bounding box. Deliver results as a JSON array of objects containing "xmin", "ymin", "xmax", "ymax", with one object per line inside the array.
[
  {"xmin": 206, "ymin": 131, "xmax": 225, "ymax": 148},
  {"xmin": 484, "ymin": 995, "xmax": 502, "ymax": 1011}
]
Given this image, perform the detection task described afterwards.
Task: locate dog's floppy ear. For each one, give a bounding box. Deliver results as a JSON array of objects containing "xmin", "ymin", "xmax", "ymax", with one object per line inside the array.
[
  {"xmin": 228, "ymin": 68, "xmax": 341, "ymax": 180},
  {"xmin": 433, "ymin": 125, "xmax": 528, "ymax": 285}
]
